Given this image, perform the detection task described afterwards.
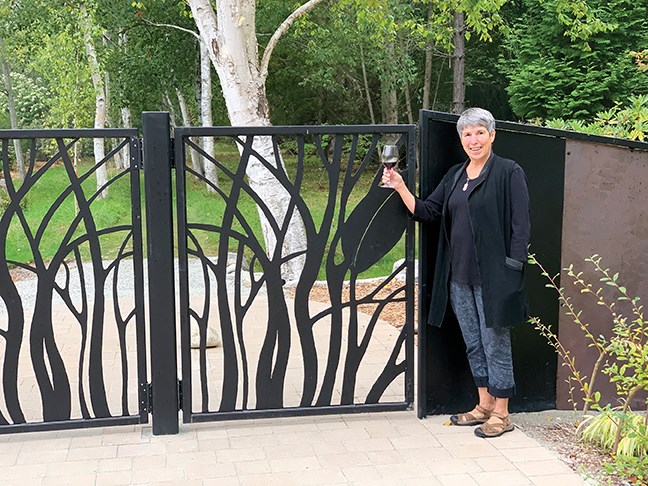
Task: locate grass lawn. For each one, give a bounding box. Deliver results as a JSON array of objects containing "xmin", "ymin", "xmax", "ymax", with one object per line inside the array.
[{"xmin": 3, "ymin": 138, "xmax": 406, "ymax": 280}]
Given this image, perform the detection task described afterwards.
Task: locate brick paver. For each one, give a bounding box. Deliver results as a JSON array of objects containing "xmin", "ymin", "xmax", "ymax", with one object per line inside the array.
[
  {"xmin": 0, "ymin": 410, "xmax": 589, "ymax": 485},
  {"xmin": 0, "ymin": 294, "xmax": 588, "ymax": 485}
]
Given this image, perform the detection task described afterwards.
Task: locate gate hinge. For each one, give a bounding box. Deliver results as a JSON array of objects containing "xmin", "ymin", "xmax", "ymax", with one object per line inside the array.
[
  {"xmin": 141, "ymin": 382, "xmax": 153, "ymax": 413},
  {"xmin": 133, "ymin": 137, "xmax": 143, "ymax": 170},
  {"xmin": 137, "ymin": 137, "xmax": 174, "ymax": 169},
  {"xmin": 137, "ymin": 137, "xmax": 145, "ymax": 169},
  {"xmin": 177, "ymin": 380, "xmax": 183, "ymax": 412}
]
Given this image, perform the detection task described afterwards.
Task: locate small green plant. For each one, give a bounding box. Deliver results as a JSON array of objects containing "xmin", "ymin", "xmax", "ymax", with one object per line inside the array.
[
  {"xmin": 0, "ymin": 187, "xmax": 27, "ymax": 213},
  {"xmin": 630, "ymin": 49, "xmax": 648, "ymax": 73},
  {"xmin": 544, "ymin": 94, "xmax": 648, "ymax": 141},
  {"xmin": 528, "ymin": 253, "xmax": 648, "ymax": 482}
]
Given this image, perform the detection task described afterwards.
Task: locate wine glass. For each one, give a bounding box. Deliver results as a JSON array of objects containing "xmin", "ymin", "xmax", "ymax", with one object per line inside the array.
[{"xmin": 379, "ymin": 144, "xmax": 399, "ymax": 188}]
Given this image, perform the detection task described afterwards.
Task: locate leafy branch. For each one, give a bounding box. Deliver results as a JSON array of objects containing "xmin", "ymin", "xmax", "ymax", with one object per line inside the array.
[{"xmin": 529, "ymin": 253, "xmax": 647, "ymax": 479}]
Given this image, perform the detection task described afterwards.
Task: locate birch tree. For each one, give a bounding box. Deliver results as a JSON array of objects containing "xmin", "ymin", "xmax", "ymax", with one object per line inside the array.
[
  {"xmin": 186, "ymin": 0, "xmax": 331, "ymax": 281},
  {"xmin": 177, "ymin": 88, "xmax": 202, "ymax": 175},
  {"xmin": 0, "ymin": 37, "xmax": 25, "ymax": 180},
  {"xmin": 199, "ymin": 39, "xmax": 218, "ymax": 191},
  {"xmin": 79, "ymin": 4, "xmax": 108, "ymax": 198}
]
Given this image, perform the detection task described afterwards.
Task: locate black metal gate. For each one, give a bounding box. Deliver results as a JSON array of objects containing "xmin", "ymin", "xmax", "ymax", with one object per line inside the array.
[
  {"xmin": 0, "ymin": 115, "xmax": 416, "ymax": 435},
  {"xmin": 0, "ymin": 128, "xmax": 148, "ymax": 433},
  {"xmin": 173, "ymin": 123, "xmax": 416, "ymax": 423}
]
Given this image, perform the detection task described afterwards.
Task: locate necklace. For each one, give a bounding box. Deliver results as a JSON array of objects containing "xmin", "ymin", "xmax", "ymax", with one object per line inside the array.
[{"xmin": 463, "ymin": 163, "xmax": 485, "ymax": 191}]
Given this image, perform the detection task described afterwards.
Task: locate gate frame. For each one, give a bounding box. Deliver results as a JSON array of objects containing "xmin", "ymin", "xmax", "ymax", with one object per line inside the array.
[
  {"xmin": 173, "ymin": 123, "xmax": 417, "ymax": 424},
  {"xmin": 0, "ymin": 127, "xmax": 149, "ymax": 434}
]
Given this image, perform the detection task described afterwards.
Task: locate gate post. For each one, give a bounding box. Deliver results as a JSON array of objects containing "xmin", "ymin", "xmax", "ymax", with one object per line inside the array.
[{"xmin": 142, "ymin": 112, "xmax": 179, "ymax": 435}]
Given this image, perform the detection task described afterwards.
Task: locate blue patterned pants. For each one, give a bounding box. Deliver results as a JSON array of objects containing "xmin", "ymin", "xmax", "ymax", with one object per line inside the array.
[{"xmin": 449, "ymin": 281, "xmax": 515, "ymax": 398}]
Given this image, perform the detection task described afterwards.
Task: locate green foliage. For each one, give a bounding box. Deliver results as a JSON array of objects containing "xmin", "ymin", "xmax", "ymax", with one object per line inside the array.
[
  {"xmin": 32, "ymin": 31, "xmax": 95, "ymax": 128},
  {"xmin": 544, "ymin": 94, "xmax": 648, "ymax": 141},
  {"xmin": 580, "ymin": 410, "xmax": 648, "ymax": 482},
  {"xmin": 605, "ymin": 454, "xmax": 648, "ymax": 485},
  {"xmin": 504, "ymin": 0, "xmax": 648, "ymax": 120},
  {"xmin": 284, "ymin": 0, "xmax": 426, "ymax": 124},
  {"xmin": 1, "ymin": 0, "xmax": 97, "ymax": 128},
  {"xmin": 278, "ymin": 0, "xmax": 513, "ymax": 124},
  {"xmin": 528, "ymin": 253, "xmax": 648, "ymax": 481},
  {"xmin": 8, "ymin": 72, "xmax": 50, "ymax": 128},
  {"xmin": 552, "ymin": 0, "xmax": 614, "ymax": 43},
  {"xmin": 457, "ymin": 0, "xmax": 510, "ymax": 42},
  {"xmin": 631, "ymin": 49, "xmax": 648, "ymax": 73},
  {"xmin": 97, "ymin": 0, "xmax": 202, "ymax": 124}
]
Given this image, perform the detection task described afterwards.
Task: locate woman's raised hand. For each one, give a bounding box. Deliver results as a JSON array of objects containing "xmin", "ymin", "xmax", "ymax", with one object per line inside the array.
[{"xmin": 382, "ymin": 167, "xmax": 405, "ymax": 190}]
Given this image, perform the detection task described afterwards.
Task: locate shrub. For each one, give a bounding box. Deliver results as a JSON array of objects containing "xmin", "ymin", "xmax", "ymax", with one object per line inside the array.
[
  {"xmin": 528, "ymin": 253, "xmax": 648, "ymax": 482},
  {"xmin": 543, "ymin": 94, "xmax": 648, "ymax": 141}
]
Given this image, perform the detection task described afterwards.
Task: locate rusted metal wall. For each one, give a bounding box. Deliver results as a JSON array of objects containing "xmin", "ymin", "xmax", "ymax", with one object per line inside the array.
[{"xmin": 558, "ymin": 140, "xmax": 648, "ymax": 409}]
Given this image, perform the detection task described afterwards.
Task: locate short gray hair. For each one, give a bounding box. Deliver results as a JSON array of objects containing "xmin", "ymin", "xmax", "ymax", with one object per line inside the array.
[{"xmin": 456, "ymin": 107, "xmax": 496, "ymax": 135}]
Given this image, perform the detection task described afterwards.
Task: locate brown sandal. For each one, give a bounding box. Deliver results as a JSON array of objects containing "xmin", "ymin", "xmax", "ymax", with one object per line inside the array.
[
  {"xmin": 474, "ymin": 411, "xmax": 514, "ymax": 438},
  {"xmin": 450, "ymin": 404, "xmax": 492, "ymax": 426}
]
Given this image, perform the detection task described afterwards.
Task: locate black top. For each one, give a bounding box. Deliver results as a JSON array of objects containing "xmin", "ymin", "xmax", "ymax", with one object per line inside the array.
[
  {"xmin": 448, "ymin": 170, "xmax": 485, "ymax": 285},
  {"xmin": 412, "ymin": 153, "xmax": 531, "ymax": 328}
]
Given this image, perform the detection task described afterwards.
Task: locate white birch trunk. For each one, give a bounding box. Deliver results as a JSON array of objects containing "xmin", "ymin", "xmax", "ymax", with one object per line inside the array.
[
  {"xmin": 188, "ymin": 0, "xmax": 312, "ymax": 281},
  {"xmin": 0, "ymin": 38, "xmax": 25, "ymax": 180},
  {"xmin": 80, "ymin": 5, "xmax": 108, "ymax": 198},
  {"xmin": 120, "ymin": 107, "xmax": 132, "ymax": 168},
  {"xmin": 114, "ymin": 33, "xmax": 130, "ymax": 169},
  {"xmin": 177, "ymin": 88, "xmax": 203, "ymax": 175},
  {"xmin": 104, "ymin": 65, "xmax": 124, "ymax": 169},
  {"xmin": 200, "ymin": 39, "xmax": 218, "ymax": 191},
  {"xmin": 163, "ymin": 92, "xmax": 178, "ymax": 127}
]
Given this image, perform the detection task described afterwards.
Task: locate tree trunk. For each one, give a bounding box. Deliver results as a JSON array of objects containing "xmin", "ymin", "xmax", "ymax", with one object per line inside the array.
[
  {"xmin": 120, "ymin": 107, "xmax": 132, "ymax": 168},
  {"xmin": 80, "ymin": 5, "xmax": 108, "ymax": 198},
  {"xmin": 177, "ymin": 88, "xmax": 203, "ymax": 175},
  {"xmin": 113, "ymin": 33, "xmax": 129, "ymax": 169},
  {"xmin": 163, "ymin": 91, "xmax": 178, "ymax": 127},
  {"xmin": 200, "ymin": 39, "xmax": 218, "ymax": 191},
  {"xmin": 452, "ymin": 11, "xmax": 466, "ymax": 114},
  {"xmin": 359, "ymin": 46, "xmax": 376, "ymax": 125},
  {"xmin": 404, "ymin": 81, "xmax": 414, "ymax": 124},
  {"xmin": 0, "ymin": 38, "xmax": 25, "ymax": 180},
  {"xmin": 104, "ymin": 64, "xmax": 124, "ymax": 170},
  {"xmin": 187, "ymin": 0, "xmax": 307, "ymax": 282},
  {"xmin": 422, "ymin": 3, "xmax": 434, "ymax": 110},
  {"xmin": 381, "ymin": 80, "xmax": 398, "ymax": 125},
  {"xmin": 381, "ymin": 41, "xmax": 398, "ymax": 126},
  {"xmin": 432, "ymin": 57, "xmax": 445, "ymax": 110}
]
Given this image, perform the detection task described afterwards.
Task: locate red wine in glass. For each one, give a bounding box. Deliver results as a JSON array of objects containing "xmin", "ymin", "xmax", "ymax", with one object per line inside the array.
[{"xmin": 380, "ymin": 145, "xmax": 399, "ymax": 188}]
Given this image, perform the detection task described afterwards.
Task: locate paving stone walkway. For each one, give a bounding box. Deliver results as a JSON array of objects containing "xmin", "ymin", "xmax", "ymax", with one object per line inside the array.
[
  {"xmin": 1, "ymin": 272, "xmax": 588, "ymax": 485},
  {"xmin": 0, "ymin": 410, "xmax": 587, "ymax": 486}
]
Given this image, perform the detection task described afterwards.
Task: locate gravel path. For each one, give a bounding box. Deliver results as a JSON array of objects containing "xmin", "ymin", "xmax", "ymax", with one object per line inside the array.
[{"xmin": 1, "ymin": 257, "xmax": 260, "ymax": 316}]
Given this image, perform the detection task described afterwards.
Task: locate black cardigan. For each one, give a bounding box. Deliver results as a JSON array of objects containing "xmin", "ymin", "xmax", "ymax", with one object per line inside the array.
[{"xmin": 413, "ymin": 153, "xmax": 530, "ymax": 328}]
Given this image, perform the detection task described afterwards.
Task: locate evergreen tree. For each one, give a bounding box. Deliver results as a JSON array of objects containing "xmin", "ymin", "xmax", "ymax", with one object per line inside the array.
[{"xmin": 504, "ymin": 0, "xmax": 648, "ymax": 120}]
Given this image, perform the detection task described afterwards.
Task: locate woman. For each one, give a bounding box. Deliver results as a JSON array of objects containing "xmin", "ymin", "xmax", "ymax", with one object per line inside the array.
[{"xmin": 383, "ymin": 107, "xmax": 530, "ymax": 438}]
